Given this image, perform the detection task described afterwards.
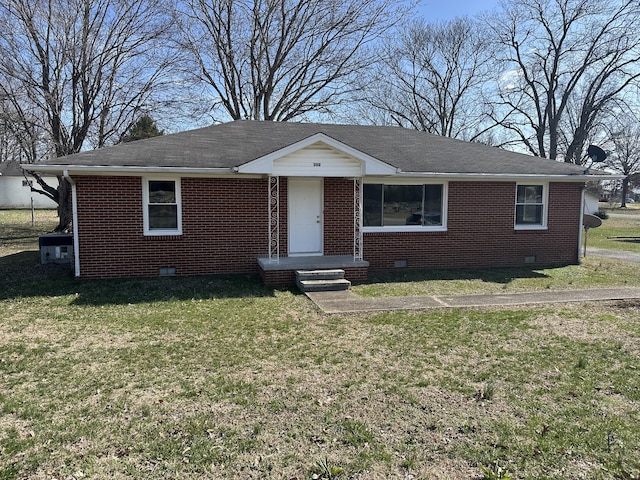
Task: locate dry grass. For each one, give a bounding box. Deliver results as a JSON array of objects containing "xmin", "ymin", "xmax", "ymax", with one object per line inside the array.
[
  {"xmin": 1, "ymin": 210, "xmax": 639, "ymax": 479},
  {"xmin": 0, "ymin": 209, "xmax": 58, "ymax": 254},
  {"xmin": 2, "ymin": 299, "xmax": 639, "ymax": 479},
  {"xmin": 352, "ymin": 257, "xmax": 640, "ymax": 297},
  {"xmin": 588, "ymin": 209, "xmax": 640, "ymax": 253}
]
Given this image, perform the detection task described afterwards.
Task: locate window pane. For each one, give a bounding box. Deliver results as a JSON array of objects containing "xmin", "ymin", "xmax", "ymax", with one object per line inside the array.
[
  {"xmin": 516, "ymin": 204, "xmax": 542, "ymax": 224},
  {"xmin": 517, "ymin": 185, "xmax": 542, "ymax": 204},
  {"xmin": 363, "ymin": 184, "xmax": 382, "ymax": 227},
  {"xmin": 423, "ymin": 184, "xmax": 443, "ymax": 226},
  {"xmin": 149, "ymin": 204, "xmax": 178, "ymax": 229},
  {"xmin": 149, "ymin": 181, "xmax": 176, "ymax": 204},
  {"xmin": 384, "ymin": 185, "xmax": 422, "ymax": 226}
]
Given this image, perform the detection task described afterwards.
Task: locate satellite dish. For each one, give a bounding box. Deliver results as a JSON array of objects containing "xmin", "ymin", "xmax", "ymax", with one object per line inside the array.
[
  {"xmin": 583, "ymin": 213, "xmax": 602, "ymax": 229},
  {"xmin": 587, "ymin": 145, "xmax": 607, "ymax": 163}
]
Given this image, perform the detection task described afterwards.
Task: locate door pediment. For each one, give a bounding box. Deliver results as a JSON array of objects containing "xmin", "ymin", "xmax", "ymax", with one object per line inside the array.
[{"xmin": 237, "ymin": 133, "xmax": 397, "ymax": 177}]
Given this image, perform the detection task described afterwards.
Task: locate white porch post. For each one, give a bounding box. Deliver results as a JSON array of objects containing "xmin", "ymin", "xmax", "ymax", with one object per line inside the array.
[
  {"xmin": 268, "ymin": 175, "xmax": 280, "ymax": 262},
  {"xmin": 353, "ymin": 177, "xmax": 363, "ymax": 261}
]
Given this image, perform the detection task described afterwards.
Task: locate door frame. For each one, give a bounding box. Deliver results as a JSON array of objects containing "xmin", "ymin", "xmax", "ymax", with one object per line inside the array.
[{"xmin": 287, "ymin": 177, "xmax": 324, "ymax": 256}]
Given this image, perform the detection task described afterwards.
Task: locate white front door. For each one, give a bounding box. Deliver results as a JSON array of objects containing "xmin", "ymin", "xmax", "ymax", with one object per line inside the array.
[{"xmin": 288, "ymin": 178, "xmax": 323, "ymax": 256}]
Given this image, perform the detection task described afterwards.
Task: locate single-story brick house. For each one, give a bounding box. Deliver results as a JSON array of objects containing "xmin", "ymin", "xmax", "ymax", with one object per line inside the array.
[{"xmin": 24, "ymin": 121, "xmax": 610, "ymax": 285}]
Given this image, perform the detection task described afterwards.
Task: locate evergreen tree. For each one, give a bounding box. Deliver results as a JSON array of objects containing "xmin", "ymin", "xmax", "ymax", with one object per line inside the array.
[{"xmin": 120, "ymin": 115, "xmax": 164, "ymax": 143}]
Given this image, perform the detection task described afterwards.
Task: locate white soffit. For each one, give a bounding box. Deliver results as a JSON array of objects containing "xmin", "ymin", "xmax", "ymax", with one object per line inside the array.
[{"xmin": 236, "ymin": 133, "xmax": 397, "ymax": 176}]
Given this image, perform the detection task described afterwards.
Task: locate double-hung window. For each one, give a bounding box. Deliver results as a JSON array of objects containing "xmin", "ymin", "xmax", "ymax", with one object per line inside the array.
[
  {"xmin": 363, "ymin": 183, "xmax": 446, "ymax": 231},
  {"xmin": 515, "ymin": 183, "xmax": 547, "ymax": 229},
  {"xmin": 143, "ymin": 178, "xmax": 182, "ymax": 235}
]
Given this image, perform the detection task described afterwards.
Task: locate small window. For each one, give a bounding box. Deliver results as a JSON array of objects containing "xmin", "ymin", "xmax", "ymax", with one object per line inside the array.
[
  {"xmin": 143, "ymin": 178, "xmax": 182, "ymax": 235},
  {"xmin": 363, "ymin": 183, "xmax": 445, "ymax": 231},
  {"xmin": 515, "ymin": 184, "xmax": 547, "ymax": 229}
]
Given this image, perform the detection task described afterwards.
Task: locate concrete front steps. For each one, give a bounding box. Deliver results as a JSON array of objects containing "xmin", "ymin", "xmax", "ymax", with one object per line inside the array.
[{"xmin": 296, "ymin": 269, "xmax": 351, "ymax": 293}]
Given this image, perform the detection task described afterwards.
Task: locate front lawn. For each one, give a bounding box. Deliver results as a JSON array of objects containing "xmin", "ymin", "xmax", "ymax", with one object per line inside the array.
[
  {"xmin": 352, "ymin": 258, "xmax": 640, "ymax": 298},
  {"xmin": 0, "ymin": 209, "xmax": 58, "ymax": 253},
  {"xmin": 1, "ymin": 210, "xmax": 639, "ymax": 479},
  {"xmin": 588, "ymin": 208, "xmax": 640, "ymax": 254}
]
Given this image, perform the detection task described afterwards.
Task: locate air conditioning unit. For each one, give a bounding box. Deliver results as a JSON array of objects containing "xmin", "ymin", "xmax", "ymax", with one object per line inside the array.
[{"xmin": 39, "ymin": 233, "xmax": 74, "ymax": 264}]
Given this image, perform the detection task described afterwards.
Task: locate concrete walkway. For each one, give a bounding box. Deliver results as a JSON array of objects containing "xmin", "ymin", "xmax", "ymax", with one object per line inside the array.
[
  {"xmin": 306, "ymin": 287, "xmax": 640, "ymax": 314},
  {"xmin": 587, "ymin": 247, "xmax": 640, "ymax": 263},
  {"xmin": 306, "ymin": 248, "xmax": 640, "ymax": 314}
]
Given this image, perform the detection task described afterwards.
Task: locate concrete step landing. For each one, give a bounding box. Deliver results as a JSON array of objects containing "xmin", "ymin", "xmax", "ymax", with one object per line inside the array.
[{"xmin": 296, "ymin": 269, "xmax": 351, "ymax": 292}]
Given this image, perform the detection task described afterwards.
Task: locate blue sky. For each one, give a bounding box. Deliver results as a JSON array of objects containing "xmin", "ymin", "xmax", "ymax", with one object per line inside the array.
[{"xmin": 417, "ymin": 0, "xmax": 501, "ymax": 21}]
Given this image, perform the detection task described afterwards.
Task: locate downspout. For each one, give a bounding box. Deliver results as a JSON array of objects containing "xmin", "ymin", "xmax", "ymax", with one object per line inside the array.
[
  {"xmin": 577, "ymin": 184, "xmax": 585, "ymax": 264},
  {"xmin": 63, "ymin": 170, "xmax": 80, "ymax": 277}
]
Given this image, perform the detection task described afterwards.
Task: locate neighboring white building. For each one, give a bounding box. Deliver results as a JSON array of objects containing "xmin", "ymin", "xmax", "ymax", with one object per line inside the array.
[
  {"xmin": 0, "ymin": 161, "xmax": 58, "ymax": 208},
  {"xmin": 584, "ymin": 191, "xmax": 600, "ymax": 214}
]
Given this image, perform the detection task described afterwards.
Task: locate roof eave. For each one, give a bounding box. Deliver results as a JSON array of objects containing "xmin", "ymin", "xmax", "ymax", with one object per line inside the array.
[
  {"xmin": 394, "ymin": 172, "xmax": 622, "ymax": 181},
  {"xmin": 22, "ymin": 164, "xmax": 622, "ymax": 182},
  {"xmin": 21, "ymin": 164, "xmax": 235, "ymax": 176}
]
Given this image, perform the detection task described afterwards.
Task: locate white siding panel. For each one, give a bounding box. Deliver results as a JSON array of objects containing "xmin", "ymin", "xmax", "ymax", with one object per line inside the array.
[
  {"xmin": 272, "ymin": 142, "xmax": 363, "ymax": 177},
  {"xmin": 584, "ymin": 192, "xmax": 599, "ymax": 214},
  {"xmin": 0, "ymin": 177, "xmax": 59, "ymax": 208}
]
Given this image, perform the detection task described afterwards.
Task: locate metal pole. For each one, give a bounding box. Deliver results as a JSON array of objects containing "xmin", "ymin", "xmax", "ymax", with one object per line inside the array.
[
  {"xmin": 31, "ymin": 197, "xmax": 35, "ymax": 226},
  {"xmin": 583, "ymin": 227, "xmax": 588, "ymax": 258}
]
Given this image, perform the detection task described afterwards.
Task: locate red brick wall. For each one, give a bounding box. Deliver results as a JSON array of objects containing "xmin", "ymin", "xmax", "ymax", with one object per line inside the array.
[
  {"xmin": 75, "ymin": 176, "xmax": 268, "ymax": 278},
  {"xmin": 363, "ymin": 181, "xmax": 582, "ymax": 271},
  {"xmin": 324, "ymin": 178, "xmax": 355, "ymax": 255},
  {"xmin": 278, "ymin": 177, "xmax": 355, "ymax": 256},
  {"xmin": 74, "ymin": 176, "xmax": 582, "ymax": 279}
]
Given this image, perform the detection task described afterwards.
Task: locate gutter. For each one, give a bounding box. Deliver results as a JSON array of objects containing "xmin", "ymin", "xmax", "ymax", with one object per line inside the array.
[
  {"xmin": 392, "ymin": 172, "xmax": 624, "ymax": 182},
  {"xmin": 63, "ymin": 170, "xmax": 80, "ymax": 278},
  {"xmin": 24, "ymin": 164, "xmax": 624, "ymax": 182},
  {"xmin": 23, "ymin": 165, "xmax": 235, "ymax": 176},
  {"xmin": 578, "ymin": 186, "xmax": 586, "ymax": 264}
]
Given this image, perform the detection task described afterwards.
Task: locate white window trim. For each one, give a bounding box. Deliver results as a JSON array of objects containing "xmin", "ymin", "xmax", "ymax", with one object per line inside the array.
[
  {"xmin": 142, "ymin": 177, "xmax": 183, "ymax": 236},
  {"xmin": 362, "ymin": 181, "xmax": 448, "ymax": 233},
  {"xmin": 514, "ymin": 182, "xmax": 548, "ymax": 230}
]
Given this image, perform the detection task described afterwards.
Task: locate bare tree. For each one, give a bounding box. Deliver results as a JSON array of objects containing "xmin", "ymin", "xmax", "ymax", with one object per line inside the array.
[
  {"xmin": 364, "ymin": 17, "xmax": 494, "ymax": 141},
  {"xmin": 1, "ymin": 75, "xmax": 54, "ymax": 164},
  {"xmin": 1, "ymin": 94, "xmax": 39, "ymax": 165},
  {"xmin": 605, "ymin": 117, "xmax": 640, "ymax": 207},
  {"xmin": 485, "ymin": 0, "xmax": 640, "ymax": 163},
  {"xmin": 175, "ymin": 0, "xmax": 412, "ymax": 122},
  {"xmin": 0, "ymin": 0, "xmax": 174, "ymax": 231}
]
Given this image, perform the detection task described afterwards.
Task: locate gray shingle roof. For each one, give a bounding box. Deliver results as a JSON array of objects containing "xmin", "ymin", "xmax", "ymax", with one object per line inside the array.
[
  {"xmin": 0, "ymin": 160, "xmax": 25, "ymax": 176},
  {"xmin": 30, "ymin": 120, "xmax": 591, "ymax": 176}
]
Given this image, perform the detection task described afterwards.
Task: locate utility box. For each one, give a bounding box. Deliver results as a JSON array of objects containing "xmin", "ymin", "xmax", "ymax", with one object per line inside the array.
[{"xmin": 39, "ymin": 233, "xmax": 74, "ymax": 264}]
